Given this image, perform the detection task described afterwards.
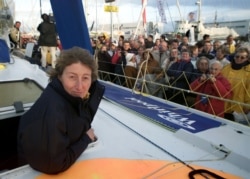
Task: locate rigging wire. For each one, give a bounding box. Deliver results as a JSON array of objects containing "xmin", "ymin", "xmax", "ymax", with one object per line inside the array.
[
  {"xmin": 39, "ymin": 0, "xmax": 42, "ymax": 16},
  {"xmin": 165, "ymin": 0, "xmax": 175, "ymax": 31}
]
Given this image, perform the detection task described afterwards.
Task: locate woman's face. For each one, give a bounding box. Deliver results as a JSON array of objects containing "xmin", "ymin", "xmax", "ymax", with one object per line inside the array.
[
  {"xmin": 101, "ymin": 45, "xmax": 107, "ymax": 52},
  {"xmin": 170, "ymin": 49, "xmax": 178, "ymax": 57},
  {"xmin": 192, "ymin": 48, "xmax": 198, "ymax": 57},
  {"xmin": 197, "ymin": 59, "xmax": 209, "ymax": 72},
  {"xmin": 209, "ymin": 63, "xmax": 221, "ymax": 76},
  {"xmin": 216, "ymin": 49, "xmax": 224, "ymax": 59},
  {"xmin": 234, "ymin": 52, "xmax": 248, "ymax": 64},
  {"xmin": 59, "ymin": 62, "xmax": 92, "ymax": 99},
  {"xmin": 181, "ymin": 52, "xmax": 190, "ymax": 61}
]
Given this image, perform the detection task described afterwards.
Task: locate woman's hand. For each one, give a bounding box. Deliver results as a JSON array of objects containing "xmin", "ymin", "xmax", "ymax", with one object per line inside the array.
[
  {"xmin": 209, "ymin": 74, "xmax": 216, "ymax": 83},
  {"xmin": 200, "ymin": 74, "xmax": 207, "ymax": 82},
  {"xmin": 86, "ymin": 128, "xmax": 97, "ymax": 142}
]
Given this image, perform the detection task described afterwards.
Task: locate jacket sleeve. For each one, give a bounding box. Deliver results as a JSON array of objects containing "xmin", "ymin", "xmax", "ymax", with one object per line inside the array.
[
  {"xmin": 190, "ymin": 78, "xmax": 203, "ymax": 92},
  {"xmin": 88, "ymin": 80, "xmax": 105, "ymax": 118},
  {"xmin": 212, "ymin": 76, "xmax": 232, "ymax": 99}
]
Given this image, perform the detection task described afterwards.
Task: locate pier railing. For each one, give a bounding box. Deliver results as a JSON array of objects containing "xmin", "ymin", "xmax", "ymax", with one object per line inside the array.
[{"xmin": 98, "ymin": 66, "xmax": 250, "ymax": 126}]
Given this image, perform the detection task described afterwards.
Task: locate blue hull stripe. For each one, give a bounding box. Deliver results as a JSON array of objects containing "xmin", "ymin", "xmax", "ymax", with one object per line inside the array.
[{"xmin": 101, "ymin": 81, "xmax": 222, "ymax": 133}]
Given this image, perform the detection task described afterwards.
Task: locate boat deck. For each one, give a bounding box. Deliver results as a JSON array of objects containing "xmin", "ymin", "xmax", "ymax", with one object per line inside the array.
[{"xmin": 0, "ymin": 58, "xmax": 249, "ymax": 178}]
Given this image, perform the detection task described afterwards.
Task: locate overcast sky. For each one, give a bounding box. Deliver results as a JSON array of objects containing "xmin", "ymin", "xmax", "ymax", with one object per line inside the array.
[{"xmin": 13, "ymin": 0, "xmax": 250, "ymax": 33}]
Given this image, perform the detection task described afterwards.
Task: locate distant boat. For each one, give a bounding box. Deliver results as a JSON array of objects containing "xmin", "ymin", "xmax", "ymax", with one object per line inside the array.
[
  {"xmin": 173, "ymin": 0, "xmax": 239, "ymax": 42},
  {"xmin": 204, "ymin": 19, "xmax": 250, "ymax": 41}
]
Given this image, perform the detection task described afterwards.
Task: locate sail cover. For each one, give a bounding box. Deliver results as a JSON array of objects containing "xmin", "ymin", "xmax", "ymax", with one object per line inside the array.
[{"xmin": 50, "ymin": 0, "xmax": 92, "ymax": 53}]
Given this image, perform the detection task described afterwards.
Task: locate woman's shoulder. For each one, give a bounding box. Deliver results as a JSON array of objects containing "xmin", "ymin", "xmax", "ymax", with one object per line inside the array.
[
  {"xmin": 221, "ymin": 63, "xmax": 231, "ymax": 71},
  {"xmin": 246, "ymin": 63, "xmax": 250, "ymax": 70}
]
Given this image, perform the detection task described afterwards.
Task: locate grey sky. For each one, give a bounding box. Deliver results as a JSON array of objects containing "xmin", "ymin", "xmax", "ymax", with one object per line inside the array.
[{"xmin": 13, "ymin": 0, "xmax": 250, "ymax": 33}]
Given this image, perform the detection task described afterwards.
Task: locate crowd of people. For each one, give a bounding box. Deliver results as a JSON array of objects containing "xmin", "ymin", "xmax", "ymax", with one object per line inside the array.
[
  {"xmin": 9, "ymin": 19, "xmax": 250, "ymax": 125},
  {"xmin": 9, "ymin": 14, "xmax": 61, "ymax": 70},
  {"xmin": 93, "ymin": 33, "xmax": 250, "ymax": 125}
]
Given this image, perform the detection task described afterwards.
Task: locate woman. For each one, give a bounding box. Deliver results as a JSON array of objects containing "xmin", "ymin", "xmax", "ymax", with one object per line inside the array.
[
  {"xmin": 190, "ymin": 61, "xmax": 232, "ymax": 118},
  {"xmin": 188, "ymin": 56, "xmax": 210, "ymax": 107},
  {"xmin": 18, "ymin": 47, "xmax": 105, "ymax": 174},
  {"xmin": 222, "ymin": 47, "xmax": 250, "ymax": 123},
  {"xmin": 190, "ymin": 56, "xmax": 209, "ymax": 82},
  {"xmin": 167, "ymin": 49, "xmax": 194, "ymax": 104},
  {"xmin": 210, "ymin": 46, "xmax": 230, "ymax": 67}
]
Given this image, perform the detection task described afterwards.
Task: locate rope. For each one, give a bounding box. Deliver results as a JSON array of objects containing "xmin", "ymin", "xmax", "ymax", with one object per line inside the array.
[{"xmin": 133, "ymin": 50, "xmax": 150, "ymax": 94}]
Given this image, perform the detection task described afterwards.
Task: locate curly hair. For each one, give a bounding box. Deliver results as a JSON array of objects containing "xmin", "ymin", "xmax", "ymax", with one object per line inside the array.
[{"xmin": 48, "ymin": 47, "xmax": 98, "ymax": 82}]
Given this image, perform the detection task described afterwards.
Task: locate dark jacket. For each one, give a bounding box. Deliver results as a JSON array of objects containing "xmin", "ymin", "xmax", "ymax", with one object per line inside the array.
[
  {"xmin": 37, "ymin": 21, "xmax": 57, "ymax": 46},
  {"xmin": 97, "ymin": 51, "xmax": 113, "ymax": 73},
  {"xmin": 190, "ymin": 69, "xmax": 209, "ymax": 83},
  {"xmin": 18, "ymin": 78, "xmax": 105, "ymax": 174},
  {"xmin": 167, "ymin": 60, "xmax": 194, "ymax": 90}
]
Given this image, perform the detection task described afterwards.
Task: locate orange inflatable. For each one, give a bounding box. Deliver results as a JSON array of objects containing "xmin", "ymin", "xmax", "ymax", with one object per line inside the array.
[{"xmin": 36, "ymin": 158, "xmax": 242, "ymax": 179}]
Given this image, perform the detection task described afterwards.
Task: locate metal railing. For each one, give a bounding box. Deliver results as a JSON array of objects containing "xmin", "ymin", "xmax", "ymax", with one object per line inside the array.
[{"xmin": 98, "ymin": 66, "xmax": 250, "ymax": 126}]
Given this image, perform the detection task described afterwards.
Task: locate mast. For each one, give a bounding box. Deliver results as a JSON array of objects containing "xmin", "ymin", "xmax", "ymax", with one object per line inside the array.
[
  {"xmin": 142, "ymin": 0, "xmax": 147, "ymax": 37},
  {"xmin": 197, "ymin": 0, "xmax": 201, "ymax": 23},
  {"xmin": 133, "ymin": 0, "xmax": 147, "ymax": 39},
  {"xmin": 85, "ymin": 0, "xmax": 89, "ymax": 26},
  {"xmin": 39, "ymin": 0, "xmax": 42, "ymax": 16},
  {"xmin": 176, "ymin": 0, "xmax": 183, "ymax": 22},
  {"xmin": 110, "ymin": 2, "xmax": 113, "ymax": 41},
  {"xmin": 95, "ymin": 0, "xmax": 97, "ymax": 38},
  {"xmin": 214, "ymin": 10, "xmax": 217, "ymax": 26},
  {"xmin": 196, "ymin": 0, "xmax": 201, "ymax": 38}
]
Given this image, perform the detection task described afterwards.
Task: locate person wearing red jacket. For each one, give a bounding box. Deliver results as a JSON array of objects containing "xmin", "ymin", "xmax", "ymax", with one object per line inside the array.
[{"xmin": 190, "ymin": 61, "xmax": 232, "ymax": 118}]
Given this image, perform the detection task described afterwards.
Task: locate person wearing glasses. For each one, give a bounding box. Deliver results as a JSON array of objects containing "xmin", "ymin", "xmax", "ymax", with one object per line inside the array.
[{"xmin": 222, "ymin": 47, "xmax": 250, "ymax": 124}]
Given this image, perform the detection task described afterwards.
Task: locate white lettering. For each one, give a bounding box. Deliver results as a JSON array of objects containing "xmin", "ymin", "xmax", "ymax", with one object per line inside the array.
[{"xmin": 124, "ymin": 97, "xmax": 197, "ymax": 130}]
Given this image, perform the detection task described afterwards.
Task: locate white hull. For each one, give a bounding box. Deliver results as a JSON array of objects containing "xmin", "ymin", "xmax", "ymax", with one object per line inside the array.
[
  {"xmin": 175, "ymin": 20, "xmax": 239, "ymax": 41},
  {"xmin": 0, "ymin": 57, "xmax": 249, "ymax": 178}
]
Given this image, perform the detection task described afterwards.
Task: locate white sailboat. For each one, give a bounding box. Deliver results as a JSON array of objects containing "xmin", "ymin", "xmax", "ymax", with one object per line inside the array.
[
  {"xmin": 174, "ymin": 0, "xmax": 239, "ymax": 42},
  {"xmin": 1, "ymin": 0, "xmax": 250, "ymax": 178}
]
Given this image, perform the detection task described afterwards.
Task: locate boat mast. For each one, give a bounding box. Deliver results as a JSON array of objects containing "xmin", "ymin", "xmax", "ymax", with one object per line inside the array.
[
  {"xmin": 196, "ymin": 0, "xmax": 201, "ymax": 33},
  {"xmin": 196, "ymin": 0, "xmax": 201, "ymax": 23},
  {"xmin": 110, "ymin": 2, "xmax": 113, "ymax": 41},
  {"xmin": 196, "ymin": 0, "xmax": 201, "ymax": 38},
  {"xmin": 85, "ymin": 0, "xmax": 89, "ymax": 26},
  {"xmin": 95, "ymin": 0, "xmax": 97, "ymax": 38},
  {"xmin": 133, "ymin": 0, "xmax": 147, "ymax": 39},
  {"xmin": 214, "ymin": 10, "xmax": 217, "ymax": 27},
  {"xmin": 176, "ymin": 0, "xmax": 183, "ymax": 22},
  {"xmin": 39, "ymin": 0, "xmax": 42, "ymax": 16}
]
